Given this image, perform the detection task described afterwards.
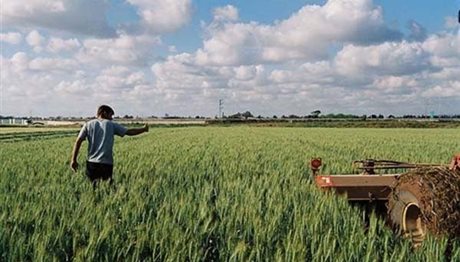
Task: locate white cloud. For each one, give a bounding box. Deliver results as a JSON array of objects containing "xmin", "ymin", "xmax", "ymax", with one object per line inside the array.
[
  {"xmin": 77, "ymin": 34, "xmax": 160, "ymax": 66},
  {"xmin": 372, "ymin": 76, "xmax": 418, "ymax": 94},
  {"xmin": 195, "ymin": 0, "xmax": 401, "ymax": 66},
  {"xmin": 4, "ymin": 52, "xmax": 79, "ymax": 80},
  {"xmin": 0, "ymin": 32, "xmax": 23, "ymax": 44},
  {"xmin": 196, "ymin": 22, "xmax": 262, "ymax": 66},
  {"xmin": 95, "ymin": 66, "xmax": 148, "ymax": 94},
  {"xmin": 55, "ymin": 79, "xmax": 91, "ymax": 94},
  {"xmin": 47, "ymin": 37, "xmax": 81, "ymax": 53},
  {"xmin": 444, "ymin": 17, "xmax": 458, "ymax": 29},
  {"xmin": 29, "ymin": 57, "xmax": 79, "ymax": 72},
  {"xmin": 10, "ymin": 52, "xmax": 30, "ymax": 72},
  {"xmin": 151, "ymin": 26, "xmax": 460, "ymax": 116},
  {"xmin": 2, "ymin": 0, "xmax": 460, "ymax": 117},
  {"xmin": 152, "ymin": 53, "xmax": 215, "ymax": 91},
  {"xmin": 213, "ymin": 5, "xmax": 239, "ymax": 22},
  {"xmin": 3, "ymin": 0, "xmax": 115, "ymax": 37},
  {"xmin": 422, "ymin": 34, "xmax": 460, "ymax": 68},
  {"xmin": 407, "ymin": 20, "xmax": 427, "ymax": 41},
  {"xmin": 26, "ymin": 30, "xmax": 45, "ymax": 52},
  {"xmin": 422, "ymin": 82, "xmax": 460, "ymax": 98},
  {"xmin": 168, "ymin": 45, "xmax": 178, "ymax": 53},
  {"xmin": 1, "ymin": 52, "xmax": 155, "ymax": 116},
  {"xmin": 423, "ymin": 34, "xmax": 460, "ymax": 59},
  {"xmin": 127, "ymin": 0, "xmax": 192, "ymax": 33},
  {"xmin": 335, "ymin": 41, "xmax": 435, "ymax": 77}
]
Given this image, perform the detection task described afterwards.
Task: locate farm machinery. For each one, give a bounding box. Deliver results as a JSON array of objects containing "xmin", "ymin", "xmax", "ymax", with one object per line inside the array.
[{"xmin": 311, "ymin": 156, "xmax": 460, "ymax": 247}]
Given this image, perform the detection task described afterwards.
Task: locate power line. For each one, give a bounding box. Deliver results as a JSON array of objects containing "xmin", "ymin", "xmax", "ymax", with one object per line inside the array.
[
  {"xmin": 0, "ymin": 0, "xmax": 3, "ymax": 116},
  {"xmin": 218, "ymin": 99, "xmax": 224, "ymax": 118}
]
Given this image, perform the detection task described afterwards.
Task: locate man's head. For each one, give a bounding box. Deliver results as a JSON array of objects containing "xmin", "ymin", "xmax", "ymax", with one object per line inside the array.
[{"xmin": 97, "ymin": 105, "xmax": 114, "ymax": 120}]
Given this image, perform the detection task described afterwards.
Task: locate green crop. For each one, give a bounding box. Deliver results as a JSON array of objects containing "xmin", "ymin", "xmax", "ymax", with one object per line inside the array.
[{"xmin": 1, "ymin": 127, "xmax": 459, "ymax": 261}]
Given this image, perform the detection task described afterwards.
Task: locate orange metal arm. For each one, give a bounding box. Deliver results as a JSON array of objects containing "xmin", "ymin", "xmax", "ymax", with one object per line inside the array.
[{"xmin": 450, "ymin": 154, "xmax": 460, "ymax": 171}]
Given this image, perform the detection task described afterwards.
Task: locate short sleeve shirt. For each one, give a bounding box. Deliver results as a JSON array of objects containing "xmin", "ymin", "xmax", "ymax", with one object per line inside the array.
[{"xmin": 77, "ymin": 119, "xmax": 128, "ymax": 165}]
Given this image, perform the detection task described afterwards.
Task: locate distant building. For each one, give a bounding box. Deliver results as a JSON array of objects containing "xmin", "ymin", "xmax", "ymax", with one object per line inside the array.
[{"xmin": 0, "ymin": 118, "xmax": 29, "ymax": 125}]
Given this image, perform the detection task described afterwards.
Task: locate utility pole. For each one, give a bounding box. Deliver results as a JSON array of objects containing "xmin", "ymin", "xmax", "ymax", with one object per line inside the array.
[
  {"xmin": 0, "ymin": 83, "xmax": 2, "ymax": 116},
  {"xmin": 218, "ymin": 99, "xmax": 224, "ymax": 118}
]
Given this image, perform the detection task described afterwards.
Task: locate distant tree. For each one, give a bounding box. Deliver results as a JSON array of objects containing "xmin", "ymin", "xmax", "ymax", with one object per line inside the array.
[
  {"xmin": 310, "ymin": 110, "xmax": 321, "ymax": 118},
  {"xmin": 242, "ymin": 111, "xmax": 253, "ymax": 119},
  {"xmin": 378, "ymin": 114, "xmax": 384, "ymax": 119},
  {"xmin": 273, "ymin": 115, "xmax": 278, "ymax": 119},
  {"xmin": 229, "ymin": 112, "xmax": 242, "ymax": 119}
]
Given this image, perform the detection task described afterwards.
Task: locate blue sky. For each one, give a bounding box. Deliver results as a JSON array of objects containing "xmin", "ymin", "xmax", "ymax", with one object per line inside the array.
[{"xmin": 1, "ymin": 0, "xmax": 460, "ymax": 117}]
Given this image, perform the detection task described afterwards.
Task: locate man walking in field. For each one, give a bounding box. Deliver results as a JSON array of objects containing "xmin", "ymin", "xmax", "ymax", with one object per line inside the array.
[{"xmin": 70, "ymin": 105, "xmax": 148, "ymax": 186}]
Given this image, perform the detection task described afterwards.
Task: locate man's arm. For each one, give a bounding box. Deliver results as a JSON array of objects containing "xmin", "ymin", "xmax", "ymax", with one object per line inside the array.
[
  {"xmin": 70, "ymin": 137, "xmax": 85, "ymax": 172},
  {"xmin": 125, "ymin": 124, "xmax": 149, "ymax": 136}
]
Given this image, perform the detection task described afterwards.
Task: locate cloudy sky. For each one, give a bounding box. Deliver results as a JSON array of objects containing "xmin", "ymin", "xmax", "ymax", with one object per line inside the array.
[{"xmin": 1, "ymin": 0, "xmax": 459, "ymax": 117}]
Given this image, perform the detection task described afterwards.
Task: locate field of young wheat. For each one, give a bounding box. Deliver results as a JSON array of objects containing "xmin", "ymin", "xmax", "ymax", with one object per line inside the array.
[{"xmin": 1, "ymin": 126, "xmax": 460, "ymax": 261}]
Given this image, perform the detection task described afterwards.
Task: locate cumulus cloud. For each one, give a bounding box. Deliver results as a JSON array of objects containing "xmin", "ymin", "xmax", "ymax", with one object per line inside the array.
[
  {"xmin": 151, "ymin": 27, "xmax": 459, "ymax": 115},
  {"xmin": 1, "ymin": 52, "xmax": 155, "ymax": 116},
  {"xmin": 213, "ymin": 5, "xmax": 239, "ymax": 22},
  {"xmin": 47, "ymin": 37, "xmax": 81, "ymax": 53},
  {"xmin": 2, "ymin": 0, "xmax": 460, "ymax": 116},
  {"xmin": 423, "ymin": 34, "xmax": 460, "ymax": 59},
  {"xmin": 126, "ymin": 0, "xmax": 192, "ymax": 33},
  {"xmin": 372, "ymin": 76, "xmax": 419, "ymax": 94},
  {"xmin": 195, "ymin": 0, "xmax": 402, "ymax": 66},
  {"xmin": 335, "ymin": 41, "xmax": 436, "ymax": 77},
  {"xmin": 0, "ymin": 32, "xmax": 23, "ymax": 45},
  {"xmin": 26, "ymin": 30, "xmax": 45, "ymax": 52},
  {"xmin": 407, "ymin": 20, "xmax": 427, "ymax": 41},
  {"xmin": 444, "ymin": 17, "xmax": 458, "ymax": 29},
  {"xmin": 152, "ymin": 53, "xmax": 220, "ymax": 92},
  {"xmin": 76, "ymin": 34, "xmax": 160, "ymax": 66},
  {"xmin": 3, "ymin": 0, "xmax": 116, "ymax": 37},
  {"xmin": 5, "ymin": 52, "xmax": 79, "ymax": 74},
  {"xmin": 422, "ymin": 81, "xmax": 460, "ymax": 98},
  {"xmin": 10, "ymin": 52, "xmax": 30, "ymax": 72},
  {"xmin": 422, "ymin": 34, "xmax": 460, "ymax": 69},
  {"xmin": 2, "ymin": 53, "xmax": 61, "ymax": 106},
  {"xmin": 55, "ymin": 79, "xmax": 91, "ymax": 94},
  {"xmin": 29, "ymin": 57, "xmax": 79, "ymax": 72}
]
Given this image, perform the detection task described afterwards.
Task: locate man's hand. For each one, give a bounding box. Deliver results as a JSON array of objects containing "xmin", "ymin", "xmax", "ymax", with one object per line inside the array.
[
  {"xmin": 71, "ymin": 160, "xmax": 79, "ymax": 172},
  {"xmin": 71, "ymin": 137, "xmax": 84, "ymax": 173},
  {"xmin": 126, "ymin": 124, "xmax": 149, "ymax": 136}
]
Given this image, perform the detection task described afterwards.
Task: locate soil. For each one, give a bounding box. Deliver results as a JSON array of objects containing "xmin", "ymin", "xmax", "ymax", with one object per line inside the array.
[{"xmin": 391, "ymin": 167, "xmax": 460, "ymax": 236}]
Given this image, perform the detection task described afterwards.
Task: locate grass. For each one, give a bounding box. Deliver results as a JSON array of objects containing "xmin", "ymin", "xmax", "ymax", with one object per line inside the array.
[{"xmin": 1, "ymin": 127, "xmax": 459, "ymax": 261}]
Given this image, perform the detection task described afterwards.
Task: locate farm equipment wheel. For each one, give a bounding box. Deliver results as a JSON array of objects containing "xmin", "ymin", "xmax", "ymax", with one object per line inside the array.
[{"xmin": 388, "ymin": 182, "xmax": 427, "ymax": 248}]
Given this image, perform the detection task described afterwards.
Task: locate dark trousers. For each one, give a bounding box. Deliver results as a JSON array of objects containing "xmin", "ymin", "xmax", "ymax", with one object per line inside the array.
[{"xmin": 86, "ymin": 161, "xmax": 113, "ymax": 187}]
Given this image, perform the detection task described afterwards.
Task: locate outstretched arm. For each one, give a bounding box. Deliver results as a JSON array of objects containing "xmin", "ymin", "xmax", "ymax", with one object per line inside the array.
[
  {"xmin": 70, "ymin": 137, "xmax": 85, "ymax": 172},
  {"xmin": 126, "ymin": 124, "xmax": 149, "ymax": 136}
]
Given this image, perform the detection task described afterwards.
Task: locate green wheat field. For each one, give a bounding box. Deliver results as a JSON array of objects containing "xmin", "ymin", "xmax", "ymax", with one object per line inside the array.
[{"xmin": 1, "ymin": 126, "xmax": 460, "ymax": 261}]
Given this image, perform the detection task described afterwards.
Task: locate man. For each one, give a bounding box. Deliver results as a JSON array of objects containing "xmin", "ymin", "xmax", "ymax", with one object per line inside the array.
[{"xmin": 70, "ymin": 105, "xmax": 148, "ymax": 186}]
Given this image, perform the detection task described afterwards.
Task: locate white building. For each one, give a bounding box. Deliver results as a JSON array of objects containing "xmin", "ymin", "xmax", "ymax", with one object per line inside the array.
[{"xmin": 0, "ymin": 118, "xmax": 29, "ymax": 125}]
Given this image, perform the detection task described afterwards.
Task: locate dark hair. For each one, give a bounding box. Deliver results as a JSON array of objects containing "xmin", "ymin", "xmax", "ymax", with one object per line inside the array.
[{"xmin": 97, "ymin": 105, "xmax": 114, "ymax": 116}]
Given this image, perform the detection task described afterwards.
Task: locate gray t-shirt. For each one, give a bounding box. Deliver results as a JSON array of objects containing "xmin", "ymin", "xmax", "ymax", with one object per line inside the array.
[{"xmin": 77, "ymin": 119, "xmax": 128, "ymax": 165}]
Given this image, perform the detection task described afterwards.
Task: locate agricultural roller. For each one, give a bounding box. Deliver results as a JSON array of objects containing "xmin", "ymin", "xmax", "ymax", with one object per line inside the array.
[{"xmin": 311, "ymin": 156, "xmax": 460, "ymax": 247}]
